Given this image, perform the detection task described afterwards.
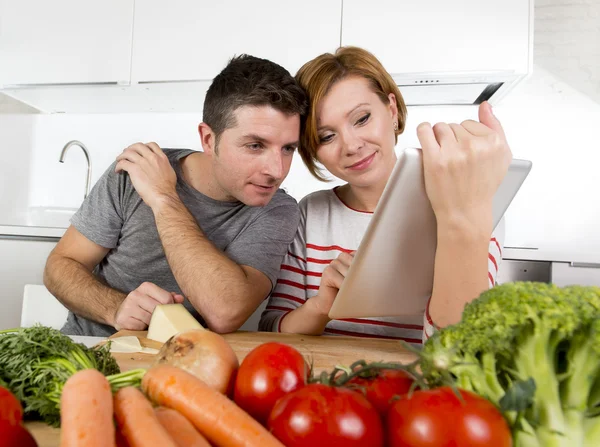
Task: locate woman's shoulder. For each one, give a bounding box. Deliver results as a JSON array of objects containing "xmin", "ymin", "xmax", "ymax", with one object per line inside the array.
[{"xmin": 299, "ymin": 188, "xmax": 338, "ymax": 208}]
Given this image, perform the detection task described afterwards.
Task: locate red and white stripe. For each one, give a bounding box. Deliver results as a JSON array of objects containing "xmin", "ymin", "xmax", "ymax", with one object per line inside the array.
[{"xmin": 259, "ymin": 189, "xmax": 503, "ymax": 345}]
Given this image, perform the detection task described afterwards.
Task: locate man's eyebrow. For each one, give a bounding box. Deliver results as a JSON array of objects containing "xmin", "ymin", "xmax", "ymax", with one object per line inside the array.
[
  {"xmin": 237, "ymin": 134, "xmax": 269, "ymax": 144},
  {"xmin": 317, "ymin": 102, "xmax": 370, "ymax": 131},
  {"xmin": 237, "ymin": 134, "xmax": 299, "ymax": 148},
  {"xmin": 284, "ymin": 140, "xmax": 300, "ymax": 148}
]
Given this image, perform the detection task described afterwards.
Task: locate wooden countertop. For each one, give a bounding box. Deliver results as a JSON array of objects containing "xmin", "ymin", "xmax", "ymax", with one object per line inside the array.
[{"xmin": 26, "ymin": 331, "xmax": 417, "ymax": 446}]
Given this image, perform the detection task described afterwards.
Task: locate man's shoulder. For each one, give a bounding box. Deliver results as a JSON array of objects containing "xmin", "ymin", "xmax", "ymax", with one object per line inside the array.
[
  {"xmin": 163, "ymin": 148, "xmax": 198, "ymax": 164},
  {"xmin": 266, "ymin": 188, "xmax": 299, "ymax": 210},
  {"xmin": 249, "ymin": 189, "xmax": 300, "ymax": 230}
]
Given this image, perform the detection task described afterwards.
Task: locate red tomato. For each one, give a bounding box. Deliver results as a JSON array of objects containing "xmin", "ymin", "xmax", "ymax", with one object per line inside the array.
[
  {"xmin": 0, "ymin": 420, "xmax": 38, "ymax": 447},
  {"xmin": 268, "ymin": 383, "xmax": 384, "ymax": 447},
  {"xmin": 0, "ymin": 386, "xmax": 23, "ymax": 426},
  {"xmin": 233, "ymin": 342, "xmax": 307, "ymax": 425},
  {"xmin": 387, "ymin": 386, "xmax": 512, "ymax": 447},
  {"xmin": 346, "ymin": 368, "xmax": 414, "ymax": 417}
]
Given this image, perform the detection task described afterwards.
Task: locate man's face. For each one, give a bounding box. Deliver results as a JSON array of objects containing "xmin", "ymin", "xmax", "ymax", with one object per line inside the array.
[{"xmin": 211, "ymin": 105, "xmax": 300, "ymax": 207}]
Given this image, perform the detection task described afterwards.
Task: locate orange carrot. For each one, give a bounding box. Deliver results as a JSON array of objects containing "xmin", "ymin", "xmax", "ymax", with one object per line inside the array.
[
  {"xmin": 59, "ymin": 369, "xmax": 115, "ymax": 447},
  {"xmin": 113, "ymin": 386, "xmax": 177, "ymax": 447},
  {"xmin": 155, "ymin": 407, "xmax": 212, "ymax": 447},
  {"xmin": 142, "ymin": 365, "xmax": 284, "ymax": 447}
]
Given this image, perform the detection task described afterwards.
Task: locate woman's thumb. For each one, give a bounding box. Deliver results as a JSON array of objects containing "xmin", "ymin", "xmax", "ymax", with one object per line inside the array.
[{"xmin": 479, "ymin": 101, "xmax": 506, "ymax": 138}]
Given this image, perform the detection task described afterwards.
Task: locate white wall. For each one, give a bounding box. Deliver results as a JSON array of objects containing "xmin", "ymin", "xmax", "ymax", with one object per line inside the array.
[
  {"xmin": 0, "ymin": 115, "xmax": 36, "ymax": 217},
  {"xmin": 28, "ymin": 113, "xmax": 202, "ymax": 208},
  {"xmin": 535, "ymin": 0, "xmax": 600, "ymax": 104},
  {"xmin": 0, "ymin": 61, "xmax": 598, "ymax": 263}
]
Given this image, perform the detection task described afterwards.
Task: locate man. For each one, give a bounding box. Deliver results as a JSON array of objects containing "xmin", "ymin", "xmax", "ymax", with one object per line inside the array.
[{"xmin": 44, "ymin": 55, "xmax": 307, "ymax": 336}]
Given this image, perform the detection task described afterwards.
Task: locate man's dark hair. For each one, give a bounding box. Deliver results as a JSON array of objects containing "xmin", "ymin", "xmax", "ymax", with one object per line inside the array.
[{"xmin": 203, "ymin": 55, "xmax": 308, "ymax": 147}]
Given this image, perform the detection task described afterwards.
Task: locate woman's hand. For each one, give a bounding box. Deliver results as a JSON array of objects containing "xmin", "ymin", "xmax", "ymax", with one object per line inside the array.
[
  {"xmin": 308, "ymin": 251, "xmax": 355, "ymax": 319},
  {"xmin": 279, "ymin": 251, "xmax": 355, "ymax": 335},
  {"xmin": 416, "ymin": 101, "xmax": 512, "ymax": 234}
]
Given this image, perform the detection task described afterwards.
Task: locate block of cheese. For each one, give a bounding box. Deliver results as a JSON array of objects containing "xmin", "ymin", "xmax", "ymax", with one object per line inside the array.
[
  {"xmin": 109, "ymin": 336, "xmax": 160, "ymax": 355},
  {"xmin": 147, "ymin": 303, "xmax": 203, "ymax": 343}
]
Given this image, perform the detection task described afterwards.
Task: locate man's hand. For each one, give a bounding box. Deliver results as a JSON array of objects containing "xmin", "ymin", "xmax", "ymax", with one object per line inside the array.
[
  {"xmin": 113, "ymin": 281, "xmax": 185, "ymax": 331},
  {"xmin": 115, "ymin": 142, "xmax": 178, "ymax": 210},
  {"xmin": 417, "ymin": 101, "xmax": 513, "ymax": 233},
  {"xmin": 307, "ymin": 252, "xmax": 354, "ymax": 319}
]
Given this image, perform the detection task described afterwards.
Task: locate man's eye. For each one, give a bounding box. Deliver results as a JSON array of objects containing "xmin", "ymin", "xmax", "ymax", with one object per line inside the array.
[
  {"xmin": 356, "ymin": 113, "xmax": 371, "ymax": 125},
  {"xmin": 247, "ymin": 143, "xmax": 263, "ymax": 150},
  {"xmin": 283, "ymin": 146, "xmax": 297, "ymax": 154}
]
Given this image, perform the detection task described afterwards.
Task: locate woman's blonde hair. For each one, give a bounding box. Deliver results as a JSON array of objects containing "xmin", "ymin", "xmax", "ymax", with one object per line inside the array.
[{"xmin": 295, "ymin": 46, "xmax": 408, "ymax": 181}]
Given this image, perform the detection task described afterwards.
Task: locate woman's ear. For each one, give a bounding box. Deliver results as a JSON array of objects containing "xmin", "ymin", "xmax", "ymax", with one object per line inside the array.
[
  {"xmin": 198, "ymin": 123, "xmax": 216, "ymax": 155},
  {"xmin": 388, "ymin": 93, "xmax": 399, "ymax": 123}
]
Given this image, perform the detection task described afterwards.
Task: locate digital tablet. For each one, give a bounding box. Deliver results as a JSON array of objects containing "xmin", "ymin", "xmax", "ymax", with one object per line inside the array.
[{"xmin": 328, "ymin": 147, "xmax": 532, "ymax": 320}]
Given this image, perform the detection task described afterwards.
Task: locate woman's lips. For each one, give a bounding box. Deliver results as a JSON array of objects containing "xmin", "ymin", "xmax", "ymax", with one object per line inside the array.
[{"xmin": 347, "ymin": 152, "xmax": 376, "ymax": 171}]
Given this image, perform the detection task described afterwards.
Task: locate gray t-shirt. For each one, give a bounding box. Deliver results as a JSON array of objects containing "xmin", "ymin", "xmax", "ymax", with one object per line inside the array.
[{"xmin": 61, "ymin": 149, "xmax": 300, "ymax": 336}]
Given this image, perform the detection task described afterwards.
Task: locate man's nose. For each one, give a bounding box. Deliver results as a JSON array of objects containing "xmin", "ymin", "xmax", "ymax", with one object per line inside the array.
[{"xmin": 263, "ymin": 150, "xmax": 285, "ymax": 180}]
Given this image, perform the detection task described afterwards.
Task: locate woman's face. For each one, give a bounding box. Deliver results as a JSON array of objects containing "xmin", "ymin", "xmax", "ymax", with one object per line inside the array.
[{"xmin": 315, "ymin": 76, "xmax": 398, "ymax": 187}]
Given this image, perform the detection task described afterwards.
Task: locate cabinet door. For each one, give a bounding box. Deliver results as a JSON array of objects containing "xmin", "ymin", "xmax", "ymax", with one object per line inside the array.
[
  {"xmin": 131, "ymin": 0, "xmax": 342, "ymax": 82},
  {"xmin": 0, "ymin": 237, "xmax": 57, "ymax": 330},
  {"xmin": 0, "ymin": 0, "xmax": 134, "ymax": 86},
  {"xmin": 551, "ymin": 262, "xmax": 600, "ymax": 287},
  {"xmin": 341, "ymin": 0, "xmax": 530, "ymax": 75}
]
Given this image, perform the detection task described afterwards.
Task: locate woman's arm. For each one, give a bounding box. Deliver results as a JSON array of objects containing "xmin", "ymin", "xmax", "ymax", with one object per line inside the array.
[
  {"xmin": 278, "ymin": 253, "xmax": 353, "ymax": 335},
  {"xmin": 418, "ymin": 102, "xmax": 512, "ymax": 329},
  {"xmin": 423, "ymin": 233, "xmax": 503, "ymax": 340}
]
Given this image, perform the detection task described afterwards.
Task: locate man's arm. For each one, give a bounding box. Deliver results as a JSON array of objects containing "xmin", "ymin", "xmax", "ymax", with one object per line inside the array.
[
  {"xmin": 114, "ymin": 143, "xmax": 277, "ymax": 333},
  {"xmin": 152, "ymin": 194, "xmax": 271, "ymax": 333},
  {"xmin": 44, "ymin": 226, "xmax": 184, "ymax": 330},
  {"xmin": 44, "ymin": 226, "xmax": 123, "ymax": 326}
]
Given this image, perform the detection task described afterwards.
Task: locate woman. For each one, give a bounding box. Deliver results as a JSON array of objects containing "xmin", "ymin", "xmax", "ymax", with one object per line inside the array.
[{"xmin": 259, "ymin": 47, "xmax": 511, "ymax": 343}]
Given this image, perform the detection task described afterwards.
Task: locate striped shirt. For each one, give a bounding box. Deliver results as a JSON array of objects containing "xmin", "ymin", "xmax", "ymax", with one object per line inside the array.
[{"xmin": 259, "ymin": 188, "xmax": 503, "ymax": 344}]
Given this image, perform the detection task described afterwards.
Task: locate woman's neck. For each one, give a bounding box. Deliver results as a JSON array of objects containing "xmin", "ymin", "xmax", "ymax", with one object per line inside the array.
[
  {"xmin": 336, "ymin": 158, "xmax": 396, "ymax": 213},
  {"xmin": 336, "ymin": 177, "xmax": 389, "ymax": 213}
]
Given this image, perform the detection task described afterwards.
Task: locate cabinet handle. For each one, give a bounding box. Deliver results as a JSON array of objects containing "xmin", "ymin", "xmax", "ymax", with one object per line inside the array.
[
  {"xmin": 570, "ymin": 262, "xmax": 600, "ymax": 269},
  {"xmin": 0, "ymin": 234, "xmax": 60, "ymax": 242}
]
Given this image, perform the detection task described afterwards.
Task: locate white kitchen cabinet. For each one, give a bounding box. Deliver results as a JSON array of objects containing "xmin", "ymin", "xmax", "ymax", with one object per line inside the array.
[
  {"xmin": 0, "ymin": 237, "xmax": 58, "ymax": 330},
  {"xmin": 551, "ymin": 262, "xmax": 600, "ymax": 287},
  {"xmin": 341, "ymin": 0, "xmax": 531, "ymax": 75},
  {"xmin": 0, "ymin": 0, "xmax": 134, "ymax": 86},
  {"xmin": 131, "ymin": 0, "xmax": 342, "ymax": 83}
]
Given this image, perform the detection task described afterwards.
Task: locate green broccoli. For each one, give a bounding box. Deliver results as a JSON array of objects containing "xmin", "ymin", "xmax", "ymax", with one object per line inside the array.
[{"xmin": 420, "ymin": 281, "xmax": 600, "ymax": 447}]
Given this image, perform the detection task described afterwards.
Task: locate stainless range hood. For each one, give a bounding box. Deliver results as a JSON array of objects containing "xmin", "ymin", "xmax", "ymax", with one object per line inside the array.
[
  {"xmin": 0, "ymin": 69, "xmax": 530, "ymax": 114},
  {"xmin": 396, "ymin": 71, "xmax": 527, "ymax": 107}
]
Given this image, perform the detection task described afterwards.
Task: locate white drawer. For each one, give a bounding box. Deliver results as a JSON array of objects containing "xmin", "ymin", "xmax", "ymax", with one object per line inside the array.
[{"xmin": 551, "ymin": 262, "xmax": 600, "ymax": 287}]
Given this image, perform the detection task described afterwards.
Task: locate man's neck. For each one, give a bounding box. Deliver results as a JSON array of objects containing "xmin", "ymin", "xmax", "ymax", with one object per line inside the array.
[
  {"xmin": 180, "ymin": 152, "xmax": 211, "ymax": 194},
  {"xmin": 180, "ymin": 151, "xmax": 238, "ymax": 202}
]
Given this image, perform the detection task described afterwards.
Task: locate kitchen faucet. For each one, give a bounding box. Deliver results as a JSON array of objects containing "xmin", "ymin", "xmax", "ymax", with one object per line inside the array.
[{"xmin": 59, "ymin": 140, "xmax": 92, "ymax": 199}]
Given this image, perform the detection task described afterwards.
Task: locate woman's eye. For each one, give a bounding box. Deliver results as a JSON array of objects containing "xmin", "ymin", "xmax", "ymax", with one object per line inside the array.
[
  {"xmin": 319, "ymin": 134, "xmax": 334, "ymax": 144},
  {"xmin": 356, "ymin": 113, "xmax": 371, "ymax": 126}
]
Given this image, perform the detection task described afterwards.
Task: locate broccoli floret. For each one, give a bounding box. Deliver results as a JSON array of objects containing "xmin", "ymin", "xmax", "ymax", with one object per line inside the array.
[{"xmin": 420, "ymin": 281, "xmax": 600, "ymax": 447}]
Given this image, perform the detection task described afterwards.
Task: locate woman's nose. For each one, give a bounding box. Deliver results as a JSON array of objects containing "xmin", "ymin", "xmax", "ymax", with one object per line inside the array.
[{"xmin": 341, "ymin": 130, "xmax": 363, "ymax": 155}]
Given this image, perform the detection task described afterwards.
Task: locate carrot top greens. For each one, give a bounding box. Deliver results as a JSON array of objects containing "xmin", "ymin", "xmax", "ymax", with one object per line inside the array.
[{"xmin": 0, "ymin": 325, "xmax": 143, "ymax": 427}]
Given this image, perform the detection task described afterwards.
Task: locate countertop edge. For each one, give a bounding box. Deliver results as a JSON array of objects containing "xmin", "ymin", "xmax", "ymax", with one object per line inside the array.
[
  {"xmin": 0, "ymin": 225, "xmax": 597, "ymax": 264},
  {"xmin": 503, "ymin": 247, "xmax": 600, "ymax": 265},
  {"xmin": 0, "ymin": 225, "xmax": 65, "ymax": 239}
]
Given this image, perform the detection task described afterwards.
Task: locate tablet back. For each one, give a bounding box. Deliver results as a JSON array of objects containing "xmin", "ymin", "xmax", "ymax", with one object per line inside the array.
[{"xmin": 328, "ymin": 147, "xmax": 532, "ymax": 320}]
